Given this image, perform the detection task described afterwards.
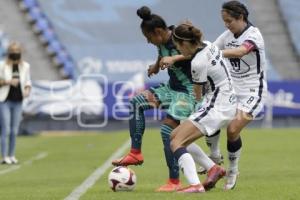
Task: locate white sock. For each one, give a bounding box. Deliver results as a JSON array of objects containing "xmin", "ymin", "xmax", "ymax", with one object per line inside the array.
[
  {"xmin": 178, "ymin": 153, "xmax": 200, "ymax": 185},
  {"xmin": 205, "ymin": 132, "xmax": 221, "ymax": 158},
  {"xmin": 187, "ymin": 143, "xmax": 215, "ymax": 170},
  {"xmin": 228, "ymin": 148, "xmax": 242, "ymax": 174}
]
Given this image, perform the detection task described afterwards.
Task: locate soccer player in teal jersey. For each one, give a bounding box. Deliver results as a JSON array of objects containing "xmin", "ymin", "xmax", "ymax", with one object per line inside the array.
[{"xmin": 112, "ymin": 6, "xmax": 207, "ymax": 192}]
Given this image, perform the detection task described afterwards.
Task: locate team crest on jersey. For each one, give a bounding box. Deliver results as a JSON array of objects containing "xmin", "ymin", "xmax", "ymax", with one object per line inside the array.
[{"xmin": 229, "ymin": 58, "xmax": 251, "ymax": 75}]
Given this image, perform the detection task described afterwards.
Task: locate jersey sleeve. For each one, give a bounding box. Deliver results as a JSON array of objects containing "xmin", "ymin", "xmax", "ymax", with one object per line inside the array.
[
  {"xmin": 243, "ymin": 29, "xmax": 263, "ymax": 51},
  {"xmin": 213, "ymin": 31, "xmax": 228, "ymax": 50},
  {"xmin": 242, "ymin": 40, "xmax": 256, "ymax": 52},
  {"xmin": 192, "ymin": 60, "xmax": 207, "ymax": 85}
]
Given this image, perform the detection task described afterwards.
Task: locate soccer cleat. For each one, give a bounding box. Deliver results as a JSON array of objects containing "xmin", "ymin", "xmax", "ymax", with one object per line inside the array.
[
  {"xmin": 112, "ymin": 152, "xmax": 144, "ymax": 166},
  {"xmin": 224, "ymin": 171, "xmax": 239, "ymax": 190},
  {"xmin": 9, "ymin": 156, "xmax": 18, "ymax": 164},
  {"xmin": 197, "ymin": 154, "xmax": 224, "ymax": 174},
  {"xmin": 202, "ymin": 165, "xmax": 226, "ymax": 191},
  {"xmin": 156, "ymin": 180, "xmax": 181, "ymax": 192},
  {"xmin": 177, "ymin": 184, "xmax": 205, "ymax": 193}
]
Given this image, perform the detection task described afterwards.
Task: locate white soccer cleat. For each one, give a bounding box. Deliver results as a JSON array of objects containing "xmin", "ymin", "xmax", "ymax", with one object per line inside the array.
[
  {"xmin": 9, "ymin": 156, "xmax": 18, "ymax": 164},
  {"xmin": 224, "ymin": 171, "xmax": 239, "ymax": 190}
]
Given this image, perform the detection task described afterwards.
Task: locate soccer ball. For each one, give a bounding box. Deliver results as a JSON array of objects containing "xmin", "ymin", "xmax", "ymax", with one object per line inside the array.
[{"xmin": 108, "ymin": 166, "xmax": 137, "ymax": 192}]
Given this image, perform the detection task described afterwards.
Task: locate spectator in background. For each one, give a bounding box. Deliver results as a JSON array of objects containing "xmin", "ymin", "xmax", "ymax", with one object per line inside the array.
[{"xmin": 0, "ymin": 42, "xmax": 31, "ymax": 164}]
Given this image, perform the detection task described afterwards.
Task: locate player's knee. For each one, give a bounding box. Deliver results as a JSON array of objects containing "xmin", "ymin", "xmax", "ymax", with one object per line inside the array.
[
  {"xmin": 170, "ymin": 127, "xmax": 178, "ymax": 141},
  {"xmin": 227, "ymin": 125, "xmax": 240, "ymax": 141},
  {"xmin": 170, "ymin": 132, "xmax": 182, "ymax": 152},
  {"xmin": 170, "ymin": 139, "xmax": 178, "ymax": 153}
]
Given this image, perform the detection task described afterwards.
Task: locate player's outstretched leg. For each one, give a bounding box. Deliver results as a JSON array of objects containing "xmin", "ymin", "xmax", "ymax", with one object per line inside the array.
[
  {"xmin": 224, "ymin": 110, "xmax": 251, "ymax": 190},
  {"xmin": 112, "ymin": 94, "xmax": 153, "ymax": 166},
  {"xmin": 197, "ymin": 130, "xmax": 224, "ymax": 174},
  {"xmin": 224, "ymin": 136, "xmax": 242, "ymax": 190},
  {"xmin": 187, "ymin": 142, "xmax": 226, "ymax": 189},
  {"xmin": 174, "ymin": 147, "xmax": 205, "ymax": 193},
  {"xmin": 156, "ymin": 123, "xmax": 181, "ymax": 192}
]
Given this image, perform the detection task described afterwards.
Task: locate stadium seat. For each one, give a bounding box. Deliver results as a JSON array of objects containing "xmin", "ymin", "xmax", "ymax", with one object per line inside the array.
[
  {"xmin": 46, "ymin": 40, "xmax": 64, "ymax": 56},
  {"xmin": 278, "ymin": 0, "xmax": 300, "ymax": 56},
  {"xmin": 33, "ymin": 18, "xmax": 51, "ymax": 34},
  {"xmin": 39, "ymin": 29, "xmax": 57, "ymax": 45},
  {"xmin": 61, "ymin": 61, "xmax": 75, "ymax": 79},
  {"xmin": 53, "ymin": 50, "xmax": 70, "ymax": 66},
  {"xmin": 26, "ymin": 6, "xmax": 43, "ymax": 24},
  {"xmin": 19, "ymin": 0, "xmax": 38, "ymax": 12}
]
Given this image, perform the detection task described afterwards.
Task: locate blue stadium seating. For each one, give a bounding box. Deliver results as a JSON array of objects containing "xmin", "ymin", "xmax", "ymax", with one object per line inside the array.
[
  {"xmin": 20, "ymin": 0, "xmax": 38, "ymax": 11},
  {"xmin": 61, "ymin": 61, "xmax": 75, "ymax": 79},
  {"xmin": 278, "ymin": 0, "xmax": 300, "ymax": 56},
  {"xmin": 46, "ymin": 40, "xmax": 64, "ymax": 55},
  {"xmin": 39, "ymin": 29, "xmax": 57, "ymax": 45},
  {"xmin": 33, "ymin": 18, "xmax": 50, "ymax": 34},
  {"xmin": 27, "ymin": 6, "xmax": 43, "ymax": 23},
  {"xmin": 36, "ymin": 0, "xmax": 281, "ymax": 81},
  {"xmin": 19, "ymin": 0, "xmax": 76, "ymax": 79},
  {"xmin": 53, "ymin": 50, "xmax": 70, "ymax": 65}
]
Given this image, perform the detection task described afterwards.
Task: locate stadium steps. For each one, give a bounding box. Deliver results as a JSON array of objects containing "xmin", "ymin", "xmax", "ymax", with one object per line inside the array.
[
  {"xmin": 0, "ymin": 0, "xmax": 60, "ymax": 80},
  {"xmin": 248, "ymin": 0, "xmax": 300, "ymax": 79}
]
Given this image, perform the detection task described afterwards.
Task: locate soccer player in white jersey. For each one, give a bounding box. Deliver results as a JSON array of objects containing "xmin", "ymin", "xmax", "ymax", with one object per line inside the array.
[
  {"xmin": 169, "ymin": 22, "xmax": 237, "ymax": 193},
  {"xmin": 204, "ymin": 0, "xmax": 268, "ymax": 190}
]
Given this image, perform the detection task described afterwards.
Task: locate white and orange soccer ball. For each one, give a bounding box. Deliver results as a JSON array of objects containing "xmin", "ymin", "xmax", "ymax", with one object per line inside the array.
[{"xmin": 108, "ymin": 166, "xmax": 137, "ymax": 192}]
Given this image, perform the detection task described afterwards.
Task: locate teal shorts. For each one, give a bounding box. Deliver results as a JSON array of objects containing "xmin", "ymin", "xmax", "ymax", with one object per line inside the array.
[{"xmin": 149, "ymin": 83, "xmax": 195, "ymax": 120}]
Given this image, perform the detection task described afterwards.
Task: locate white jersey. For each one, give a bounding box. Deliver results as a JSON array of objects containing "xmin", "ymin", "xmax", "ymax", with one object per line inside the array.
[
  {"xmin": 191, "ymin": 41, "xmax": 233, "ymax": 95},
  {"xmin": 189, "ymin": 41, "xmax": 237, "ymax": 135},
  {"xmin": 214, "ymin": 25, "xmax": 267, "ymax": 96}
]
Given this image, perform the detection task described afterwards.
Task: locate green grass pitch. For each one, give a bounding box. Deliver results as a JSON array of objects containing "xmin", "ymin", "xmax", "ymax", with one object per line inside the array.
[{"xmin": 0, "ymin": 128, "xmax": 299, "ymax": 200}]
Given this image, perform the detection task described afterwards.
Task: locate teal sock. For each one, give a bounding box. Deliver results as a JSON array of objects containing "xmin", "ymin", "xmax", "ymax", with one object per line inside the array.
[
  {"xmin": 129, "ymin": 95, "xmax": 152, "ymax": 150},
  {"xmin": 161, "ymin": 124, "xmax": 179, "ymax": 179}
]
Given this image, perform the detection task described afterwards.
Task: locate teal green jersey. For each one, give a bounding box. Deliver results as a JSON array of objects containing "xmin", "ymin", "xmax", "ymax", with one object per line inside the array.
[{"xmin": 158, "ymin": 27, "xmax": 193, "ymax": 94}]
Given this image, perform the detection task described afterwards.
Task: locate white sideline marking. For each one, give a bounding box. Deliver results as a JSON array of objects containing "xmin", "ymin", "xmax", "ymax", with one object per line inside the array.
[
  {"xmin": 64, "ymin": 139, "xmax": 130, "ymax": 200},
  {"xmin": 0, "ymin": 152, "xmax": 48, "ymax": 175}
]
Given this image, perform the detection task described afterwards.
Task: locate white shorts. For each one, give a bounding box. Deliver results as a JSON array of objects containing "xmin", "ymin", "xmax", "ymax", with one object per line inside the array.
[
  {"xmin": 237, "ymin": 94, "xmax": 266, "ymax": 118},
  {"xmin": 189, "ymin": 89, "xmax": 237, "ymax": 136}
]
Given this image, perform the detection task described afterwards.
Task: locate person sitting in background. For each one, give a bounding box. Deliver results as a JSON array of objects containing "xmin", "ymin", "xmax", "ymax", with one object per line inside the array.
[{"xmin": 0, "ymin": 42, "xmax": 32, "ymax": 164}]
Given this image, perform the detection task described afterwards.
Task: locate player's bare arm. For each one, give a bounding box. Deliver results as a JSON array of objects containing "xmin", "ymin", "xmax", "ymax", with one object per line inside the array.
[
  {"xmin": 147, "ymin": 56, "xmax": 161, "ymax": 77},
  {"xmin": 160, "ymin": 54, "xmax": 189, "ymax": 70},
  {"xmin": 222, "ymin": 45, "xmax": 249, "ymax": 58}
]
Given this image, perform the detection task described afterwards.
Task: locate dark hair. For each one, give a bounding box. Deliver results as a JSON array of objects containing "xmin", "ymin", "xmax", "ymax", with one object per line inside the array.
[
  {"xmin": 222, "ymin": 1, "xmax": 249, "ymax": 22},
  {"xmin": 137, "ymin": 6, "xmax": 167, "ymax": 33},
  {"xmin": 172, "ymin": 22, "xmax": 203, "ymax": 45}
]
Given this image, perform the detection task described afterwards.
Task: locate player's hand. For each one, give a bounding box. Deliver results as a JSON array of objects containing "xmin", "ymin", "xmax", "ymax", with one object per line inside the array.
[
  {"xmin": 159, "ymin": 56, "xmax": 174, "ymax": 70},
  {"xmin": 147, "ymin": 64, "xmax": 159, "ymax": 77}
]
